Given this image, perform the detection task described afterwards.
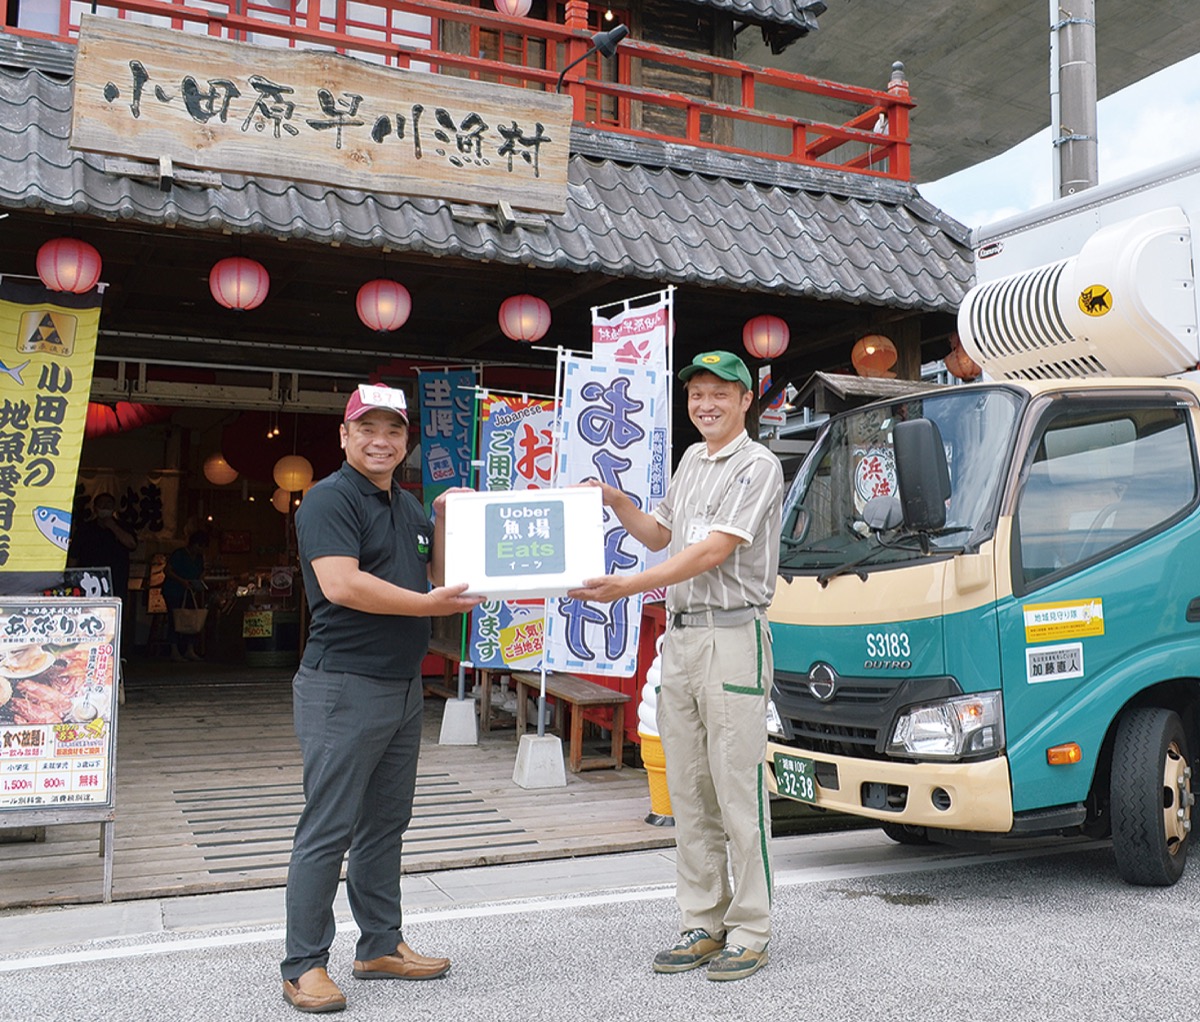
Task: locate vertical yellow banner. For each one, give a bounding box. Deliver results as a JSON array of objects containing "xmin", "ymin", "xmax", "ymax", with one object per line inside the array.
[{"xmin": 0, "ymin": 281, "xmax": 102, "ymax": 572}]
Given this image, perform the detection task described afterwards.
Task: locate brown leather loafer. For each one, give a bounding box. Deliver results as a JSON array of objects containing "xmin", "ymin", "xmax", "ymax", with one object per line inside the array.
[
  {"xmin": 352, "ymin": 940, "xmax": 451, "ymax": 980},
  {"xmin": 282, "ymin": 966, "xmax": 347, "ymax": 1013}
]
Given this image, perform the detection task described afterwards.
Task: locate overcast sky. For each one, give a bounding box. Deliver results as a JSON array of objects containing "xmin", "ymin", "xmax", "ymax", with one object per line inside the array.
[{"xmin": 920, "ymin": 51, "xmax": 1200, "ymax": 232}]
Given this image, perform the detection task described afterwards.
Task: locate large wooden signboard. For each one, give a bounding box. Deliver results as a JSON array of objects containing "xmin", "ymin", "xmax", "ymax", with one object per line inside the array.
[
  {"xmin": 0, "ymin": 597, "xmax": 122, "ymax": 901},
  {"xmin": 70, "ymin": 14, "xmax": 574, "ymax": 213}
]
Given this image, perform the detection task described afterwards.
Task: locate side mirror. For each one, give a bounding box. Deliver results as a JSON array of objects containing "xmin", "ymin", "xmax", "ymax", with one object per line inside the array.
[
  {"xmin": 893, "ymin": 419, "xmax": 951, "ymax": 532},
  {"xmin": 861, "ymin": 494, "xmax": 903, "ymax": 532}
]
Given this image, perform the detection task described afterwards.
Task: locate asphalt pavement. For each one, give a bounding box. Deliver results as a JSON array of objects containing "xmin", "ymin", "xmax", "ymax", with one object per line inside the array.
[{"xmin": 2, "ymin": 829, "xmax": 1197, "ymax": 1022}]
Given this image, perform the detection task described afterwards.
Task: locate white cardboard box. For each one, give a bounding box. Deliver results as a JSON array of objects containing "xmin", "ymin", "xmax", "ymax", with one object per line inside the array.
[{"xmin": 443, "ymin": 487, "xmax": 606, "ymax": 600}]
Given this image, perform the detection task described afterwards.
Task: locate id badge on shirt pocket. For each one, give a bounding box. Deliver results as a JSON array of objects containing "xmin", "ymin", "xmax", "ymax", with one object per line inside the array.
[{"xmin": 686, "ymin": 519, "xmax": 711, "ymax": 544}]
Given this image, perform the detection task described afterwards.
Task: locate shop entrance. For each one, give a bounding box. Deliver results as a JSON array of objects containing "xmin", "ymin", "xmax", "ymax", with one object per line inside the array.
[{"xmin": 75, "ymin": 361, "xmax": 408, "ymax": 672}]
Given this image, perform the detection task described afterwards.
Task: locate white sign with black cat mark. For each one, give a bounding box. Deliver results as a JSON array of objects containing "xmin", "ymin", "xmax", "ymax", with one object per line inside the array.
[{"xmin": 1026, "ymin": 642, "xmax": 1084, "ymax": 684}]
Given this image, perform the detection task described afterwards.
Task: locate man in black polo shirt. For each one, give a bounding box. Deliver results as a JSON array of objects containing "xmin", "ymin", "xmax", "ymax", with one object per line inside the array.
[{"xmin": 281, "ymin": 383, "xmax": 482, "ymax": 1015}]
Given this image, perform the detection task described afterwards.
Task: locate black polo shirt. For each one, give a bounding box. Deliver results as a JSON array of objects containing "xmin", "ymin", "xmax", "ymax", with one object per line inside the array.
[{"xmin": 296, "ymin": 462, "xmax": 433, "ymax": 679}]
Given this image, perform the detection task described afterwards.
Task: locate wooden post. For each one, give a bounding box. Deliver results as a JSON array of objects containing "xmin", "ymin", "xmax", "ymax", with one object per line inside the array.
[
  {"xmin": 886, "ymin": 61, "xmax": 910, "ymax": 180},
  {"xmin": 891, "ymin": 316, "xmax": 922, "ymax": 381},
  {"xmin": 564, "ymin": 0, "xmax": 590, "ymax": 122}
]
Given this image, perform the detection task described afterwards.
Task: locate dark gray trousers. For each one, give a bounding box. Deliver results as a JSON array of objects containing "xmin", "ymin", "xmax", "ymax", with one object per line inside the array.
[{"xmin": 281, "ymin": 664, "xmax": 424, "ymax": 979}]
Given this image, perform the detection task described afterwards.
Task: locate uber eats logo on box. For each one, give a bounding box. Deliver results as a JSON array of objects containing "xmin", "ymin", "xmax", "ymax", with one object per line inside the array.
[{"xmin": 485, "ymin": 500, "xmax": 565, "ymax": 577}]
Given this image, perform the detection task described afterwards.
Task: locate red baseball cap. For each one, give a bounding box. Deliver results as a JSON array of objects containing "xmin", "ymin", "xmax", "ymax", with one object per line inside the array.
[{"xmin": 344, "ymin": 383, "xmax": 408, "ymax": 424}]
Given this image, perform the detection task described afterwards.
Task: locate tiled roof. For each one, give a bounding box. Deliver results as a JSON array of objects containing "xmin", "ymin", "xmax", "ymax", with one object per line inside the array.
[
  {"xmin": 681, "ymin": 0, "xmax": 825, "ymax": 32},
  {"xmin": 0, "ymin": 64, "xmax": 971, "ymax": 313}
]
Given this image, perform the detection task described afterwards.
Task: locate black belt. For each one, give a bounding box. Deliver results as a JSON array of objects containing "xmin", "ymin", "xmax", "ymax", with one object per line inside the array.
[{"xmin": 671, "ymin": 607, "xmax": 760, "ymax": 629}]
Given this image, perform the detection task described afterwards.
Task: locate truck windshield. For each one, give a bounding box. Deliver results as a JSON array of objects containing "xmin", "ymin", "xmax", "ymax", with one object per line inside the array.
[{"xmin": 779, "ymin": 387, "xmax": 1024, "ymax": 574}]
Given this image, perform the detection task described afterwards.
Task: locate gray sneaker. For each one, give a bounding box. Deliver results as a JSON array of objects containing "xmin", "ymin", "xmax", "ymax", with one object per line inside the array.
[
  {"xmin": 706, "ymin": 943, "xmax": 769, "ymax": 981},
  {"xmin": 652, "ymin": 929, "xmax": 725, "ymax": 973}
]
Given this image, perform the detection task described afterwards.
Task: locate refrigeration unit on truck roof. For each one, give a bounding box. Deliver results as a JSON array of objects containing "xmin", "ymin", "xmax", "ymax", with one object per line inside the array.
[{"xmin": 957, "ymin": 154, "xmax": 1200, "ymax": 382}]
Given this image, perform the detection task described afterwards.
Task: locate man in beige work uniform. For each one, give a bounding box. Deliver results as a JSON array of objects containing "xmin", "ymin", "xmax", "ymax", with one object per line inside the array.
[{"xmin": 569, "ymin": 350, "xmax": 784, "ymax": 981}]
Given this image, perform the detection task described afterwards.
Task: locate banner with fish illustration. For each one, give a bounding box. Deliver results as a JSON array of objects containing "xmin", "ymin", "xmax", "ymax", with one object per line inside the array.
[
  {"xmin": 0, "ymin": 597, "xmax": 120, "ymax": 813},
  {"xmin": 466, "ymin": 393, "xmax": 557, "ymax": 670},
  {"xmin": 0, "ymin": 281, "xmax": 104, "ymax": 574}
]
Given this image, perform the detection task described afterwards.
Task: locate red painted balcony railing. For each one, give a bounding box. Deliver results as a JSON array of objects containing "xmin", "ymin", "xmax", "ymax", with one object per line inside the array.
[{"xmin": 3, "ymin": 0, "xmax": 911, "ymax": 179}]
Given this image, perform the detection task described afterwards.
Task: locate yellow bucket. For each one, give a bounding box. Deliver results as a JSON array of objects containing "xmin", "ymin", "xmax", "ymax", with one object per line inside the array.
[{"xmin": 638, "ymin": 731, "xmax": 673, "ymax": 825}]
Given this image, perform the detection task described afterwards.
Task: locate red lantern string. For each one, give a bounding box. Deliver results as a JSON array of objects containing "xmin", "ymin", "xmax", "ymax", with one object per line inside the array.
[
  {"xmin": 37, "ymin": 238, "xmax": 103, "ymax": 293},
  {"xmin": 742, "ymin": 315, "xmax": 790, "ymax": 360},
  {"xmin": 356, "ymin": 279, "xmax": 412, "ymax": 332},
  {"xmin": 498, "ymin": 294, "xmax": 551, "ymax": 343},
  {"xmin": 209, "ymin": 257, "xmax": 270, "ymax": 311}
]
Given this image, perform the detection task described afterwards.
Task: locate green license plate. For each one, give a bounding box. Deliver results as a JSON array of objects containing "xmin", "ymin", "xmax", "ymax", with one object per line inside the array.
[{"xmin": 774, "ymin": 753, "xmax": 817, "ymax": 804}]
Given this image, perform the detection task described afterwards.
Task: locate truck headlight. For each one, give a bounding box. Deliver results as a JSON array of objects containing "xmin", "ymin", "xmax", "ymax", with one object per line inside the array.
[
  {"xmin": 887, "ymin": 691, "xmax": 1004, "ymax": 760},
  {"xmin": 766, "ymin": 698, "xmax": 785, "ymax": 737}
]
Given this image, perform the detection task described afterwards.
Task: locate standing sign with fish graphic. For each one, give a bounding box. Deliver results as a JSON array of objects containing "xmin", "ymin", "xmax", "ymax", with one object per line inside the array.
[{"xmin": 0, "ymin": 280, "xmax": 103, "ymax": 573}]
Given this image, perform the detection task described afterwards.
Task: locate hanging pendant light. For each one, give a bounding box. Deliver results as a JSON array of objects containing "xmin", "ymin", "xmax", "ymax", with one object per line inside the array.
[
  {"xmin": 209, "ymin": 256, "xmax": 270, "ymax": 311},
  {"xmin": 851, "ymin": 334, "xmax": 898, "ymax": 378},
  {"xmin": 742, "ymin": 315, "xmax": 790, "ymax": 360},
  {"xmin": 498, "ymin": 294, "xmax": 551, "ymax": 343},
  {"xmin": 494, "ymin": 0, "xmax": 532, "ymax": 15},
  {"xmin": 37, "ymin": 238, "xmax": 103, "ymax": 293},
  {"xmin": 943, "ymin": 332, "xmax": 982, "ymax": 381},
  {"xmin": 356, "ymin": 279, "xmax": 412, "ymax": 332},
  {"xmin": 273, "ymin": 454, "xmax": 314, "ymax": 491},
  {"xmin": 203, "ymin": 453, "xmax": 239, "ymax": 486}
]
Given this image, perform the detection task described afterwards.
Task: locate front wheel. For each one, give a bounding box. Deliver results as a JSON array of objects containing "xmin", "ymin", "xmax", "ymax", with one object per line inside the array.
[
  {"xmin": 880, "ymin": 821, "xmax": 932, "ymax": 846},
  {"xmin": 1110, "ymin": 707, "xmax": 1194, "ymax": 886}
]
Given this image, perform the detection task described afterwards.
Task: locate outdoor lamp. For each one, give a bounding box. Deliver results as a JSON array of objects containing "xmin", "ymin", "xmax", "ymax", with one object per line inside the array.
[
  {"xmin": 494, "ymin": 0, "xmax": 532, "ymax": 15},
  {"xmin": 555, "ymin": 23, "xmax": 629, "ymax": 93},
  {"xmin": 37, "ymin": 238, "xmax": 102, "ymax": 293},
  {"xmin": 209, "ymin": 256, "xmax": 270, "ymax": 311},
  {"xmin": 743, "ymin": 315, "xmax": 790, "ymax": 360},
  {"xmin": 498, "ymin": 294, "xmax": 551, "ymax": 342},
  {"xmin": 356, "ymin": 279, "xmax": 412, "ymax": 332},
  {"xmin": 851, "ymin": 333, "xmax": 898, "ymax": 378}
]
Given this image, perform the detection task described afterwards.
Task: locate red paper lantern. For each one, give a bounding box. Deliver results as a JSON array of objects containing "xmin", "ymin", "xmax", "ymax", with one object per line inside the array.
[
  {"xmin": 37, "ymin": 238, "xmax": 102, "ymax": 293},
  {"xmin": 84, "ymin": 401, "xmax": 171, "ymax": 439},
  {"xmin": 851, "ymin": 334, "xmax": 898, "ymax": 378},
  {"xmin": 209, "ymin": 256, "xmax": 270, "ymax": 311},
  {"xmin": 494, "ymin": 0, "xmax": 532, "ymax": 14},
  {"xmin": 742, "ymin": 315, "xmax": 789, "ymax": 360},
  {"xmin": 356, "ymin": 279, "xmax": 412, "ymax": 332},
  {"xmin": 498, "ymin": 294, "xmax": 551, "ymax": 343},
  {"xmin": 84, "ymin": 403, "xmax": 118, "ymax": 439}
]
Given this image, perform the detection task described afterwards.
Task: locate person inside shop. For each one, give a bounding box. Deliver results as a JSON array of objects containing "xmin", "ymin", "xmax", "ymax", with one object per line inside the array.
[
  {"xmin": 162, "ymin": 530, "xmax": 209, "ymax": 662},
  {"xmin": 280, "ymin": 382, "xmax": 482, "ymax": 1015},
  {"xmin": 68, "ymin": 492, "xmax": 137, "ymax": 644},
  {"xmin": 568, "ymin": 350, "xmax": 784, "ymax": 983}
]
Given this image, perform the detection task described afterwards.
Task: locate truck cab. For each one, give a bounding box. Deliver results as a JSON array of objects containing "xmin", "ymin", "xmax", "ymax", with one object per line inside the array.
[{"xmin": 766, "ymin": 156, "xmax": 1200, "ymax": 885}]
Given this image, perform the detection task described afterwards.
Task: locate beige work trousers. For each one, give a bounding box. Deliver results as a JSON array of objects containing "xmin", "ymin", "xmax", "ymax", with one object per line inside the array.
[{"xmin": 657, "ymin": 615, "xmax": 773, "ymax": 951}]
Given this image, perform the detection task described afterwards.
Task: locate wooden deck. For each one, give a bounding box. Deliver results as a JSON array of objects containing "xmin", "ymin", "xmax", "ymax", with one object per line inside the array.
[{"xmin": 0, "ymin": 662, "xmax": 674, "ymax": 909}]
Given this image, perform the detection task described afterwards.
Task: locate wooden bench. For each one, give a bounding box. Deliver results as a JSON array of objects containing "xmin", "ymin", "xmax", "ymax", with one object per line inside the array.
[
  {"xmin": 426, "ymin": 636, "xmax": 512, "ymax": 732},
  {"xmin": 511, "ymin": 670, "xmax": 631, "ymax": 772}
]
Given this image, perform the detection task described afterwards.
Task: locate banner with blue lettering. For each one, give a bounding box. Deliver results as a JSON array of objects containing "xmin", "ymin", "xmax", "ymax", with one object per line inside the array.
[
  {"xmin": 544, "ymin": 356, "xmax": 663, "ymax": 676},
  {"xmin": 417, "ymin": 368, "xmax": 477, "ymax": 515},
  {"xmin": 467, "ymin": 393, "xmax": 556, "ymax": 670},
  {"xmin": 592, "ymin": 290, "xmax": 672, "ymax": 599}
]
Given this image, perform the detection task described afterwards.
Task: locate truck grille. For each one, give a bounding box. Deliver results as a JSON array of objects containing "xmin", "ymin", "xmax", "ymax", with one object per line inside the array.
[{"xmin": 772, "ymin": 669, "xmax": 961, "ymax": 761}]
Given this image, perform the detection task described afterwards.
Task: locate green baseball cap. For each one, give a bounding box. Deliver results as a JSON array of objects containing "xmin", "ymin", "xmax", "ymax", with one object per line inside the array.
[{"xmin": 678, "ymin": 350, "xmax": 753, "ymax": 390}]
